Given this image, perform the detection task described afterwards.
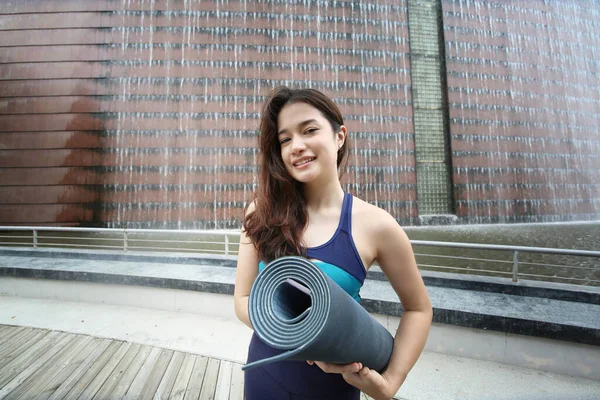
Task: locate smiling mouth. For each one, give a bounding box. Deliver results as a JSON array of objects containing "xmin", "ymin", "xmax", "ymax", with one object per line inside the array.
[{"xmin": 293, "ymin": 157, "xmax": 316, "ymax": 167}]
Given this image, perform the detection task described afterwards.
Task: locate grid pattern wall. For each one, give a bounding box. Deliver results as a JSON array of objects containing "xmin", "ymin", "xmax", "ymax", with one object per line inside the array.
[
  {"xmin": 443, "ymin": 0, "xmax": 600, "ymax": 223},
  {"xmin": 408, "ymin": 0, "xmax": 453, "ymax": 216},
  {"xmin": 0, "ymin": 0, "xmax": 417, "ymax": 228}
]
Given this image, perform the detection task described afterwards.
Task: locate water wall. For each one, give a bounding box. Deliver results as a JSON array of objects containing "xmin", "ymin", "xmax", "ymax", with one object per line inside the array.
[{"xmin": 0, "ymin": 0, "xmax": 598, "ymax": 228}]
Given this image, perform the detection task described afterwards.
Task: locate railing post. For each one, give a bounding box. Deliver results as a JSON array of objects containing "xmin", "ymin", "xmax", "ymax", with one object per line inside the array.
[
  {"xmin": 33, "ymin": 230, "xmax": 38, "ymax": 249},
  {"xmin": 512, "ymin": 251, "xmax": 519, "ymax": 282},
  {"xmin": 123, "ymin": 230, "xmax": 128, "ymax": 252},
  {"xmin": 225, "ymin": 234, "xmax": 229, "ymax": 257}
]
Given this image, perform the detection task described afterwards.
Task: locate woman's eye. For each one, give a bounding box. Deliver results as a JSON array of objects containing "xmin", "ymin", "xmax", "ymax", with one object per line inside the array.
[
  {"xmin": 279, "ymin": 138, "xmax": 290, "ymax": 144},
  {"xmin": 305, "ymin": 128, "xmax": 317, "ymax": 134}
]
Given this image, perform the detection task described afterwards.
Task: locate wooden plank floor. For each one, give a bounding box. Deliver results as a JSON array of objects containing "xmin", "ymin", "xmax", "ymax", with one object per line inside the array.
[
  {"xmin": 0, "ymin": 325, "xmax": 379, "ymax": 400},
  {"xmin": 0, "ymin": 325, "xmax": 245, "ymax": 400}
]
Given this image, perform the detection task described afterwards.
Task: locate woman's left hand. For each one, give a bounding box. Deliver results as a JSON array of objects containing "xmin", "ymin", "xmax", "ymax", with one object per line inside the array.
[{"xmin": 307, "ymin": 361, "xmax": 400, "ymax": 400}]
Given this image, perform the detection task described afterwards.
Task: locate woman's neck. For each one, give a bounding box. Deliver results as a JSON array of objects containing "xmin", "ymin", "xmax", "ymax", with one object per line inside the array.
[{"xmin": 302, "ymin": 180, "xmax": 345, "ymax": 211}]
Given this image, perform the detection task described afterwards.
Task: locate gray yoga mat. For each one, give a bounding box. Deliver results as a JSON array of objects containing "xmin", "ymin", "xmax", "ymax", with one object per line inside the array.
[{"xmin": 243, "ymin": 256, "xmax": 394, "ymax": 372}]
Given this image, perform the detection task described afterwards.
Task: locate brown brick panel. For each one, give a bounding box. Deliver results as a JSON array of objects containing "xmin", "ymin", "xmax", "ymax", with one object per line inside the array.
[
  {"xmin": 0, "ymin": 131, "xmax": 103, "ymax": 149},
  {"xmin": 451, "ymin": 153, "xmax": 599, "ymax": 170},
  {"xmin": 0, "ymin": 44, "xmax": 410, "ymax": 68},
  {"xmin": 0, "ymin": 204, "xmax": 93, "ymax": 224},
  {"xmin": 452, "ymin": 168, "xmax": 597, "ymax": 185},
  {"xmin": 0, "ymin": 149, "xmax": 254, "ymax": 168},
  {"xmin": 453, "ymin": 185, "xmax": 600, "ymax": 201},
  {"xmin": 0, "ymin": 0, "xmax": 408, "ymax": 16},
  {"xmin": 445, "ymin": 42, "xmax": 597, "ymax": 72},
  {"xmin": 445, "ymin": 59, "xmax": 599, "ymax": 87},
  {"xmin": 0, "ymin": 114, "xmax": 105, "ymax": 132},
  {"xmin": 0, "ymin": 168, "xmax": 257, "ymax": 186},
  {"xmin": 0, "ymin": 113, "xmax": 413, "ymax": 134},
  {"xmin": 442, "ymin": 0, "xmax": 600, "ymax": 29},
  {"xmin": 0, "ymin": 131, "xmax": 414, "ymax": 152},
  {"xmin": 450, "ymin": 137, "xmax": 600, "ymax": 155},
  {"xmin": 0, "ymin": 96, "xmax": 413, "ymax": 118},
  {"xmin": 0, "ymin": 186, "xmax": 255, "ymax": 204},
  {"xmin": 443, "ymin": 15, "xmax": 600, "ymax": 45},
  {"xmin": 0, "ymin": 79, "xmax": 100, "ymax": 97},
  {"xmin": 0, "ymin": 167, "xmax": 416, "ymax": 188},
  {"xmin": 0, "ymin": 61, "xmax": 411, "ymax": 86},
  {"xmin": 0, "ymin": 13, "xmax": 407, "ymax": 37},
  {"xmin": 445, "ymin": 28, "xmax": 599, "ymax": 57},
  {"xmin": 0, "ymin": 148, "xmax": 414, "ymax": 168},
  {"xmin": 448, "ymin": 120, "xmax": 595, "ymax": 140},
  {"xmin": 448, "ymin": 108, "xmax": 599, "ymax": 129},
  {"xmin": 446, "ymin": 75, "xmax": 598, "ymax": 98},
  {"xmin": 0, "ymin": 79, "xmax": 413, "ymax": 101},
  {"xmin": 97, "ymin": 186, "xmax": 417, "ymax": 204},
  {"xmin": 0, "ymin": 27, "xmax": 409, "ymax": 53},
  {"xmin": 0, "ymin": 0, "xmax": 112, "ymax": 13},
  {"xmin": 0, "ymin": 29, "xmax": 107, "ymax": 47},
  {"xmin": 447, "ymin": 90, "xmax": 600, "ymax": 114},
  {"xmin": 455, "ymin": 199, "xmax": 600, "ymax": 218}
]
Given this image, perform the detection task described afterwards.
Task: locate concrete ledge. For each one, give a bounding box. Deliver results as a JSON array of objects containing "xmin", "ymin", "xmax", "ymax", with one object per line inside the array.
[
  {"xmin": 0, "ymin": 248, "xmax": 598, "ymax": 348},
  {"xmin": 4, "ymin": 247, "xmax": 597, "ymax": 304}
]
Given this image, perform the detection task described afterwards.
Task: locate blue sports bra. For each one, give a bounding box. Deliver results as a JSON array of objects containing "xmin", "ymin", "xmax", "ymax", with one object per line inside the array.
[{"xmin": 258, "ymin": 192, "xmax": 367, "ymax": 302}]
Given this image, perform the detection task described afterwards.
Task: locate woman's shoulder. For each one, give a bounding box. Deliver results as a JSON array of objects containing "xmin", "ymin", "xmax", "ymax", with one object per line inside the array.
[{"xmin": 350, "ymin": 195, "xmax": 402, "ymax": 235}]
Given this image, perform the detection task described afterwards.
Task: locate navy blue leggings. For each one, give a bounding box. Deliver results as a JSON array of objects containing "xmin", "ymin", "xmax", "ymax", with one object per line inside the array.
[{"xmin": 244, "ymin": 365, "xmax": 361, "ymax": 400}]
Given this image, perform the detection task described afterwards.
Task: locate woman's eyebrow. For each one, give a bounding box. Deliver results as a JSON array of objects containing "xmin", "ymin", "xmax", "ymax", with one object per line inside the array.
[{"xmin": 278, "ymin": 119, "xmax": 319, "ymax": 135}]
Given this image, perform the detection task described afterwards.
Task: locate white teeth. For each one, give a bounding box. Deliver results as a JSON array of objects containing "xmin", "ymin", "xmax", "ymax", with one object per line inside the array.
[{"xmin": 295, "ymin": 158, "xmax": 315, "ymax": 166}]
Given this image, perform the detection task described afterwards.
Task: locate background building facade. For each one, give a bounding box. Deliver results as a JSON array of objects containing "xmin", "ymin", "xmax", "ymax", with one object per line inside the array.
[{"xmin": 0, "ymin": 0, "xmax": 598, "ymax": 228}]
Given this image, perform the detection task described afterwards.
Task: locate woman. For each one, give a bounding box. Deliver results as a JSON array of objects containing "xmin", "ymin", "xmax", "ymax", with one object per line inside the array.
[{"xmin": 234, "ymin": 86, "xmax": 432, "ymax": 400}]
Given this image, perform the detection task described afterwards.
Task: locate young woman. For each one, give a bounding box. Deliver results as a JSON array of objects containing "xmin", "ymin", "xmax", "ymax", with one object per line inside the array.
[{"xmin": 234, "ymin": 87, "xmax": 432, "ymax": 400}]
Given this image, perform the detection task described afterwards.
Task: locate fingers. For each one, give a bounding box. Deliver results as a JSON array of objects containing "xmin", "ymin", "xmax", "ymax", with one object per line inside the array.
[
  {"xmin": 358, "ymin": 366, "xmax": 370, "ymax": 376},
  {"xmin": 306, "ymin": 360, "xmax": 314, "ymax": 365},
  {"xmin": 318, "ymin": 361, "xmax": 363, "ymax": 374}
]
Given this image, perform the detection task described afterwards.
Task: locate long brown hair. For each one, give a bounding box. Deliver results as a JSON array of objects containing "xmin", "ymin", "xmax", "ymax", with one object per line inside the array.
[{"xmin": 243, "ymin": 86, "xmax": 349, "ymax": 262}]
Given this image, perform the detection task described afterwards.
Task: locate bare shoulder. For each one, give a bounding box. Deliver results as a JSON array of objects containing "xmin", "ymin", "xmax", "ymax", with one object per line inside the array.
[
  {"xmin": 351, "ymin": 196, "xmax": 400, "ymax": 236},
  {"xmin": 350, "ymin": 196, "xmax": 405, "ymax": 268}
]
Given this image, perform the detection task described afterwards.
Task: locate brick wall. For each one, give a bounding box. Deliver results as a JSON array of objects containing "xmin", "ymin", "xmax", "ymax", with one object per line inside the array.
[
  {"xmin": 0, "ymin": 0, "xmax": 417, "ymax": 228},
  {"xmin": 443, "ymin": 0, "xmax": 600, "ymax": 223}
]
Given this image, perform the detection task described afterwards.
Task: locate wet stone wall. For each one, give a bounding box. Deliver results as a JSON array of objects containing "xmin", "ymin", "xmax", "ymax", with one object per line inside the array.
[
  {"xmin": 0, "ymin": 0, "xmax": 598, "ymax": 228},
  {"xmin": 0, "ymin": 0, "xmax": 416, "ymax": 228},
  {"xmin": 443, "ymin": 0, "xmax": 600, "ymax": 223}
]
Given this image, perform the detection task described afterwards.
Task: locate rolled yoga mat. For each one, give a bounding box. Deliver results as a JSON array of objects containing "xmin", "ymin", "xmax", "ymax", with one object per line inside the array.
[{"xmin": 243, "ymin": 256, "xmax": 394, "ymax": 372}]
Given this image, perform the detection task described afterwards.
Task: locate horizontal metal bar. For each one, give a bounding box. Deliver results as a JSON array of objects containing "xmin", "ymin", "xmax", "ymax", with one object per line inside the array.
[
  {"xmin": 126, "ymin": 245, "xmax": 234, "ymax": 255},
  {"xmin": 37, "ymin": 243, "xmax": 124, "ymax": 249},
  {"xmin": 0, "ymin": 227, "xmax": 597, "ymax": 261},
  {"xmin": 0, "ymin": 235, "xmax": 33, "ymax": 239},
  {"xmin": 38, "ymin": 236, "xmax": 122, "ymax": 241},
  {"xmin": 412, "ymin": 240, "xmax": 600, "ymax": 257},
  {"xmin": 0, "ymin": 242, "xmax": 31, "ymax": 246},
  {"xmin": 414, "ymin": 253, "xmax": 513, "ymax": 264},
  {"xmin": 517, "ymin": 272, "xmax": 598, "ymax": 283},
  {"xmin": 0, "ymin": 226, "xmax": 238, "ymax": 235},
  {"xmin": 417, "ymin": 264, "xmax": 513, "ymax": 276},
  {"xmin": 518, "ymin": 261, "xmax": 599, "ymax": 271},
  {"xmin": 126, "ymin": 238, "xmax": 225, "ymax": 245}
]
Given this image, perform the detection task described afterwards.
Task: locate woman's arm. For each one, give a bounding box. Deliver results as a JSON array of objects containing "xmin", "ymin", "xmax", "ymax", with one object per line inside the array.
[
  {"xmin": 312, "ymin": 208, "xmax": 432, "ymax": 399},
  {"xmin": 233, "ymin": 204, "xmax": 260, "ymax": 330},
  {"xmin": 372, "ymin": 210, "xmax": 432, "ymax": 393}
]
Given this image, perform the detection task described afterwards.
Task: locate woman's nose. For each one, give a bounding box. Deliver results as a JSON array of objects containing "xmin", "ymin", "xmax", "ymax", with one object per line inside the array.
[{"xmin": 290, "ymin": 136, "xmax": 306, "ymax": 153}]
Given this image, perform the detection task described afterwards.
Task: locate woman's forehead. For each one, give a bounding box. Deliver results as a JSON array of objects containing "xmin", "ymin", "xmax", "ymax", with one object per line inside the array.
[{"xmin": 278, "ymin": 103, "xmax": 325, "ymax": 132}]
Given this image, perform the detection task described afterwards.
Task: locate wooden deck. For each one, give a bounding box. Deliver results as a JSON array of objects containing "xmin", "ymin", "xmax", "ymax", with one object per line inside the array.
[
  {"xmin": 0, "ymin": 325, "xmax": 244, "ymax": 400},
  {"xmin": 0, "ymin": 325, "xmax": 380, "ymax": 400}
]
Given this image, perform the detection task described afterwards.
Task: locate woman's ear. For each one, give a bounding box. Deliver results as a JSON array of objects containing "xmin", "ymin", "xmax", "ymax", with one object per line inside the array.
[{"xmin": 337, "ymin": 125, "xmax": 347, "ymax": 148}]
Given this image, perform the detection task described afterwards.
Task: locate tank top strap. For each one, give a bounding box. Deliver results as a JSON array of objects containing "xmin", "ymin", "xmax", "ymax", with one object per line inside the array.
[{"xmin": 339, "ymin": 192, "xmax": 352, "ymax": 233}]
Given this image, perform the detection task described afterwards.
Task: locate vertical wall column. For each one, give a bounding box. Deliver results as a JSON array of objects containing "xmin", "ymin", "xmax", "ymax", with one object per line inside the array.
[{"xmin": 407, "ymin": 0, "xmax": 456, "ymax": 224}]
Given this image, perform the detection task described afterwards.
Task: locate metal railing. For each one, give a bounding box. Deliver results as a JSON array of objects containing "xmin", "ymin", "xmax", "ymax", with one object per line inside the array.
[{"xmin": 0, "ymin": 227, "xmax": 599, "ymax": 285}]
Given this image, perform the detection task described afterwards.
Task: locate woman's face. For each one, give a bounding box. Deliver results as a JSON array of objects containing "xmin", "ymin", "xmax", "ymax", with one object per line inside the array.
[{"xmin": 277, "ymin": 102, "xmax": 346, "ymax": 184}]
